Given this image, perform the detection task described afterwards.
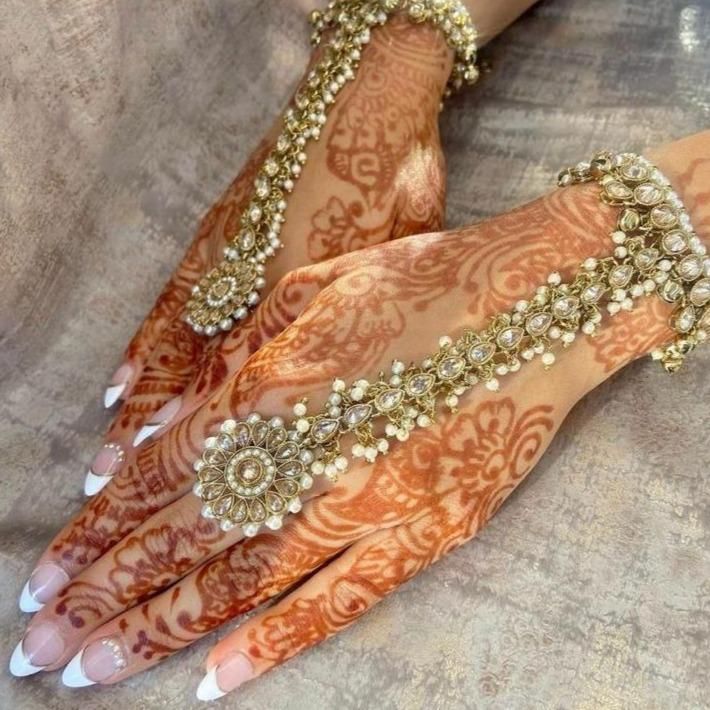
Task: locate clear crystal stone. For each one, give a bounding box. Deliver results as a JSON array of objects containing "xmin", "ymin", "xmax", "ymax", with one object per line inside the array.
[
  {"xmin": 468, "ymin": 342, "xmax": 496, "ymax": 364},
  {"xmin": 609, "ymin": 264, "xmax": 633, "ymax": 287},
  {"xmin": 213, "ymin": 496, "xmax": 234, "ymax": 515},
  {"xmin": 660, "ymin": 279, "xmax": 684, "ymax": 303},
  {"xmin": 677, "ymin": 255, "xmax": 702, "ymax": 281},
  {"xmin": 437, "ymin": 356, "xmax": 465, "ymax": 380},
  {"xmin": 552, "ymin": 296, "xmax": 580, "ymax": 319},
  {"xmin": 311, "ymin": 418, "xmax": 339, "ymax": 442},
  {"xmin": 279, "ymin": 460, "xmax": 304, "ymax": 477},
  {"xmin": 618, "ymin": 208, "xmax": 640, "ymax": 232},
  {"xmin": 276, "ymin": 478, "xmax": 299, "ymax": 497},
  {"xmin": 662, "ymin": 230, "xmax": 688, "ymax": 254},
  {"xmin": 674, "ymin": 305, "xmax": 696, "ymax": 333},
  {"xmin": 605, "ymin": 180, "xmax": 633, "ymax": 200},
  {"xmin": 525, "ymin": 312, "xmax": 552, "ymax": 336},
  {"xmin": 634, "ymin": 248, "xmax": 659, "ymax": 270},
  {"xmin": 267, "ymin": 427, "xmax": 287, "ymax": 448},
  {"xmin": 233, "ymin": 500, "xmax": 248, "ymax": 522},
  {"xmin": 496, "ymin": 327, "xmax": 524, "ymax": 350},
  {"xmin": 250, "ymin": 421, "xmax": 269, "ymax": 445},
  {"xmin": 581, "ymin": 283, "xmax": 605, "ymax": 303},
  {"xmin": 343, "ymin": 404, "xmax": 373, "ymax": 428},
  {"xmin": 250, "ymin": 500, "xmax": 267, "ymax": 522},
  {"xmin": 690, "ymin": 278, "xmax": 710, "ymax": 306},
  {"xmin": 275, "ymin": 442, "xmax": 300, "ymax": 460},
  {"xmin": 650, "ymin": 205, "xmax": 677, "ymax": 228},
  {"xmin": 406, "ymin": 373, "xmax": 435, "ymax": 396},
  {"xmin": 620, "ymin": 162, "xmax": 648, "ymax": 181},
  {"xmin": 266, "ymin": 492, "xmax": 285, "ymax": 512},
  {"xmin": 634, "ymin": 183, "xmax": 664, "ymax": 206},
  {"xmin": 239, "ymin": 229, "xmax": 256, "ymax": 250},
  {"xmin": 217, "ymin": 434, "xmax": 235, "ymax": 450},
  {"xmin": 375, "ymin": 389, "xmax": 404, "ymax": 412}
]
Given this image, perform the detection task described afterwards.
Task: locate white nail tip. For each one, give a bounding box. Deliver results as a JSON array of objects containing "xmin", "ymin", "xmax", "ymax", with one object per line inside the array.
[
  {"xmin": 196, "ymin": 667, "xmax": 226, "ymax": 702},
  {"xmin": 61, "ymin": 649, "xmax": 95, "ymax": 688},
  {"xmin": 132, "ymin": 423, "xmax": 163, "ymax": 448},
  {"xmin": 103, "ymin": 383, "xmax": 126, "ymax": 409},
  {"xmin": 9, "ymin": 641, "xmax": 43, "ymax": 677},
  {"xmin": 18, "ymin": 580, "xmax": 44, "ymax": 613},
  {"xmin": 84, "ymin": 471, "xmax": 112, "ymax": 497}
]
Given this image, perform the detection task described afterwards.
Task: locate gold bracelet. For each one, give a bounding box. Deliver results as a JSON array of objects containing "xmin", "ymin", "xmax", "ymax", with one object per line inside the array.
[
  {"xmin": 184, "ymin": 0, "xmax": 479, "ymax": 336},
  {"xmin": 192, "ymin": 154, "xmax": 707, "ymax": 537}
]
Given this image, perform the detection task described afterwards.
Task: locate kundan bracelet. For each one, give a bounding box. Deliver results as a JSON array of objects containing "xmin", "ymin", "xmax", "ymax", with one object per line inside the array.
[
  {"xmin": 192, "ymin": 152, "xmax": 708, "ymax": 537},
  {"xmin": 184, "ymin": 0, "xmax": 479, "ymax": 336}
]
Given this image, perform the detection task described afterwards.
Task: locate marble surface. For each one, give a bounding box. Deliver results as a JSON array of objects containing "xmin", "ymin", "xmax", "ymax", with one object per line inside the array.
[{"xmin": 1, "ymin": 1, "xmax": 708, "ymax": 708}]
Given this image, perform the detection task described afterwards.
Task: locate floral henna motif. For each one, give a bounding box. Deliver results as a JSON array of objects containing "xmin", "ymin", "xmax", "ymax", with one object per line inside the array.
[
  {"xmin": 242, "ymin": 398, "xmax": 555, "ymax": 665},
  {"xmin": 306, "ymin": 16, "xmax": 448, "ymax": 261}
]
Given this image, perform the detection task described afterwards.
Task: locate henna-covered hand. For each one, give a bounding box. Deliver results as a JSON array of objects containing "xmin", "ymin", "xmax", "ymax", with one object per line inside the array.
[
  {"xmin": 82, "ymin": 0, "xmax": 539, "ymax": 513},
  {"xmin": 10, "ymin": 132, "xmax": 708, "ymax": 697},
  {"xmin": 84, "ymin": 13, "xmax": 453, "ymax": 498}
]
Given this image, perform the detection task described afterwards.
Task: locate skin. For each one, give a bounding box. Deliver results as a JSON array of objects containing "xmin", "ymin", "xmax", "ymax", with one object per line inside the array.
[
  {"xmin": 97, "ymin": 0, "xmax": 539, "ymax": 468},
  {"xmin": 18, "ymin": 132, "xmax": 710, "ymax": 690}
]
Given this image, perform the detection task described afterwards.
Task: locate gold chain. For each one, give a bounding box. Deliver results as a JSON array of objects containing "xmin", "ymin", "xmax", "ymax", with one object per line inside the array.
[{"xmin": 184, "ymin": 0, "xmax": 479, "ymax": 336}]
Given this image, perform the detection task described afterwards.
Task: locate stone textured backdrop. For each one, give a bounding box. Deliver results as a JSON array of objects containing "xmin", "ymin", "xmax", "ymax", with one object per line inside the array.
[{"xmin": 1, "ymin": 1, "xmax": 708, "ymax": 708}]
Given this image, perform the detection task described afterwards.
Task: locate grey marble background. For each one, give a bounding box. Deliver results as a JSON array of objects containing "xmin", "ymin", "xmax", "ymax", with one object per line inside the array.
[{"xmin": 1, "ymin": 1, "xmax": 708, "ymax": 708}]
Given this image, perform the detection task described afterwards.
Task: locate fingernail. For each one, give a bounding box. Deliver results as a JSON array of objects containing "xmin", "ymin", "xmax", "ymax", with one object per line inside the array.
[
  {"xmin": 104, "ymin": 364, "xmax": 133, "ymax": 408},
  {"xmin": 9, "ymin": 623, "xmax": 64, "ymax": 676},
  {"xmin": 196, "ymin": 652, "xmax": 255, "ymax": 701},
  {"xmin": 62, "ymin": 637, "xmax": 127, "ymax": 687},
  {"xmin": 19, "ymin": 563, "xmax": 70, "ymax": 612},
  {"xmin": 84, "ymin": 443, "xmax": 125, "ymax": 496},
  {"xmin": 132, "ymin": 396, "xmax": 182, "ymax": 447}
]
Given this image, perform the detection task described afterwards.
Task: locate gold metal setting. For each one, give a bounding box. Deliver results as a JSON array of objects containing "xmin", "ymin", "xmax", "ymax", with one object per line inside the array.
[
  {"xmin": 184, "ymin": 0, "xmax": 479, "ymax": 335},
  {"xmin": 193, "ymin": 153, "xmax": 706, "ymax": 536}
]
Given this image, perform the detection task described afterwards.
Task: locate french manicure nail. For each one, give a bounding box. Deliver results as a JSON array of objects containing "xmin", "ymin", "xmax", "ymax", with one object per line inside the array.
[
  {"xmin": 132, "ymin": 396, "xmax": 182, "ymax": 447},
  {"xmin": 84, "ymin": 443, "xmax": 125, "ymax": 496},
  {"xmin": 62, "ymin": 637, "xmax": 127, "ymax": 688},
  {"xmin": 196, "ymin": 652, "xmax": 255, "ymax": 701},
  {"xmin": 104, "ymin": 364, "xmax": 133, "ymax": 408},
  {"xmin": 9, "ymin": 623, "xmax": 65, "ymax": 676},
  {"xmin": 19, "ymin": 563, "xmax": 70, "ymax": 612}
]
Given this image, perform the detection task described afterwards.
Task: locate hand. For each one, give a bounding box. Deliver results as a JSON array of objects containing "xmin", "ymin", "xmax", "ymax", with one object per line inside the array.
[
  {"xmin": 13, "ymin": 132, "xmax": 708, "ymax": 697},
  {"xmin": 84, "ymin": 0, "xmax": 540, "ymax": 510},
  {"xmin": 85, "ymin": 13, "xmax": 453, "ymax": 500}
]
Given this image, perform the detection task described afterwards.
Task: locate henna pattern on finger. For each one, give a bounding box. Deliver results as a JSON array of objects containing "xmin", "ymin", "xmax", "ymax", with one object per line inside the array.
[{"xmin": 72, "ymin": 398, "xmax": 553, "ymax": 672}]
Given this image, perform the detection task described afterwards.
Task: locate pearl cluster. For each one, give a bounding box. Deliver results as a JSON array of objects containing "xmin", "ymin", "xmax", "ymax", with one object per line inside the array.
[
  {"xmin": 185, "ymin": 0, "xmax": 479, "ymax": 336},
  {"xmin": 196, "ymin": 152, "xmax": 704, "ymax": 537}
]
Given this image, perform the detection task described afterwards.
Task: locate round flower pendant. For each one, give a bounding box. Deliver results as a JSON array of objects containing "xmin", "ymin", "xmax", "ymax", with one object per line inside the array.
[{"xmin": 193, "ymin": 414, "xmax": 313, "ymax": 536}]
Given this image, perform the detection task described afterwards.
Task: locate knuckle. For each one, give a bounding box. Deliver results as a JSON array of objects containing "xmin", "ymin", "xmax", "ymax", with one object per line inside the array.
[{"xmin": 328, "ymin": 567, "xmax": 374, "ymax": 618}]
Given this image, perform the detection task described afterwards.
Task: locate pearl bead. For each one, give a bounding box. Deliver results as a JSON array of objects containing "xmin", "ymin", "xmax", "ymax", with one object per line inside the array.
[
  {"xmin": 541, "ymin": 352, "xmax": 556, "ymax": 367},
  {"xmin": 293, "ymin": 402, "xmax": 307, "ymax": 417}
]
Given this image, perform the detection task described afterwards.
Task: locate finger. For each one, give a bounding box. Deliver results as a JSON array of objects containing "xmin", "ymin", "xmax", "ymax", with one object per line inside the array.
[
  {"xmin": 83, "ymin": 260, "xmax": 334, "ymax": 499},
  {"xmin": 198, "ymin": 524, "xmax": 418, "ymax": 700},
  {"xmin": 20, "ymin": 342, "xmax": 338, "ymax": 611},
  {"xmin": 103, "ymin": 136, "xmax": 273, "ymax": 409},
  {"xmin": 13, "ymin": 472, "xmax": 330, "ymax": 676},
  {"xmin": 53, "ymin": 484, "xmax": 362, "ymax": 687}
]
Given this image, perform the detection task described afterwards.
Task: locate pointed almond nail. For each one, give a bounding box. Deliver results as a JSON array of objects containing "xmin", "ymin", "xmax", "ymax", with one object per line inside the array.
[
  {"xmin": 133, "ymin": 396, "xmax": 182, "ymax": 447},
  {"xmin": 62, "ymin": 637, "xmax": 127, "ymax": 688},
  {"xmin": 9, "ymin": 623, "xmax": 65, "ymax": 676},
  {"xmin": 197, "ymin": 652, "xmax": 255, "ymax": 701},
  {"xmin": 104, "ymin": 364, "xmax": 133, "ymax": 408},
  {"xmin": 19, "ymin": 563, "xmax": 70, "ymax": 612},
  {"xmin": 9, "ymin": 641, "xmax": 43, "ymax": 677},
  {"xmin": 196, "ymin": 667, "xmax": 226, "ymax": 701},
  {"xmin": 61, "ymin": 649, "xmax": 93, "ymax": 687},
  {"xmin": 84, "ymin": 443, "xmax": 125, "ymax": 496}
]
